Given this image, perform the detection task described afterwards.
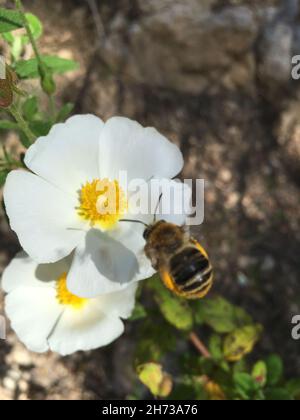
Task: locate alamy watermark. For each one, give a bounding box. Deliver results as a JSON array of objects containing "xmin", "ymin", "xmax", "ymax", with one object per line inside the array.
[
  {"xmin": 95, "ymin": 173, "xmax": 205, "ymax": 226},
  {"xmin": 292, "ymin": 55, "xmax": 300, "ymax": 80},
  {"xmin": 291, "ymin": 315, "xmax": 300, "ymax": 340}
]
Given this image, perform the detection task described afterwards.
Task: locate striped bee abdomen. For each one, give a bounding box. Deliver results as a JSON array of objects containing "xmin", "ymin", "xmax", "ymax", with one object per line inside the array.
[{"xmin": 170, "ymin": 246, "xmax": 213, "ymax": 297}]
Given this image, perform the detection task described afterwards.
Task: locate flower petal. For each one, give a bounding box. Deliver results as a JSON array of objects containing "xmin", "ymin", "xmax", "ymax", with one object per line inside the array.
[
  {"xmin": 110, "ymin": 224, "xmax": 155, "ymax": 281},
  {"xmin": 5, "ymin": 286, "xmax": 62, "ymax": 353},
  {"xmin": 2, "ymin": 251, "xmax": 72, "ymax": 293},
  {"xmin": 67, "ymin": 230, "xmax": 140, "ymax": 298},
  {"xmin": 127, "ymin": 178, "xmax": 192, "ymax": 226},
  {"xmin": 4, "ymin": 170, "xmax": 84, "ymax": 263},
  {"xmin": 48, "ymin": 307, "xmax": 124, "ymax": 356},
  {"xmin": 25, "ymin": 114, "xmax": 104, "ymax": 194},
  {"xmin": 99, "ymin": 117, "xmax": 183, "ymax": 182},
  {"xmin": 93, "ymin": 282, "xmax": 138, "ymax": 319}
]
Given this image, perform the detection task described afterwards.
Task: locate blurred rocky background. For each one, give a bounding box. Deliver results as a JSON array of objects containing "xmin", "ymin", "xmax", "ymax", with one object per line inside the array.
[{"xmin": 0, "ymin": 0, "xmax": 300, "ymax": 399}]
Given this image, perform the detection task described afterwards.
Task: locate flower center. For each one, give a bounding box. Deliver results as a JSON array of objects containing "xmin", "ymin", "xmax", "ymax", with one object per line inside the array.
[
  {"xmin": 56, "ymin": 273, "xmax": 87, "ymax": 309},
  {"xmin": 77, "ymin": 178, "xmax": 127, "ymax": 230}
]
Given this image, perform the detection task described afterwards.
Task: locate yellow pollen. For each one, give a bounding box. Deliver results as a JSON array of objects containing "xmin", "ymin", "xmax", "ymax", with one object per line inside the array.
[
  {"xmin": 56, "ymin": 273, "xmax": 87, "ymax": 309},
  {"xmin": 77, "ymin": 178, "xmax": 127, "ymax": 230}
]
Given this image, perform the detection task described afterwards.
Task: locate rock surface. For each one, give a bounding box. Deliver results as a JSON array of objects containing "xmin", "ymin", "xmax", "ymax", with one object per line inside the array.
[{"xmin": 100, "ymin": 0, "xmax": 298, "ymax": 95}]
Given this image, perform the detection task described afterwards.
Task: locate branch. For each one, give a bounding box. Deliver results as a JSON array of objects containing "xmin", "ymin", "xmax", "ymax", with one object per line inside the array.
[{"xmin": 189, "ymin": 332, "xmax": 211, "ymax": 358}]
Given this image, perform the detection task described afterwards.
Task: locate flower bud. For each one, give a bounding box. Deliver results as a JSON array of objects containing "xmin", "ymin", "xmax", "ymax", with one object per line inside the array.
[{"xmin": 38, "ymin": 64, "xmax": 56, "ymax": 95}]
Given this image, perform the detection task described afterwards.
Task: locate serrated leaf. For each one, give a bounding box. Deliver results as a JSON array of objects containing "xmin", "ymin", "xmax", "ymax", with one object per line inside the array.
[
  {"xmin": 138, "ymin": 363, "xmax": 173, "ymax": 397},
  {"xmin": 22, "ymin": 96, "xmax": 38, "ymax": 121},
  {"xmin": 15, "ymin": 56, "xmax": 79, "ymax": 79},
  {"xmin": 0, "ymin": 8, "xmax": 23, "ymax": 33},
  {"xmin": 266, "ymin": 355, "xmax": 283, "ymax": 386},
  {"xmin": 252, "ymin": 361, "xmax": 267, "ymax": 388},
  {"xmin": 223, "ymin": 324, "xmax": 262, "ymax": 362},
  {"xmin": 194, "ymin": 296, "xmax": 253, "ymax": 333},
  {"xmin": 150, "ymin": 277, "xmax": 193, "ymax": 331}
]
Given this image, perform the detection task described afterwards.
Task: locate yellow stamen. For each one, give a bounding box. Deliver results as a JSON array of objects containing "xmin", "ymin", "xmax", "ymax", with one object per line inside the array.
[
  {"xmin": 77, "ymin": 178, "xmax": 127, "ymax": 230},
  {"xmin": 56, "ymin": 273, "xmax": 87, "ymax": 309}
]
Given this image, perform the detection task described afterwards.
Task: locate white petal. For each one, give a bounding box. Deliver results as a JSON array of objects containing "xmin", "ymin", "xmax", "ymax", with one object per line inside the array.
[
  {"xmin": 93, "ymin": 279, "xmax": 138, "ymax": 319},
  {"xmin": 127, "ymin": 178, "xmax": 192, "ymax": 226},
  {"xmin": 2, "ymin": 251, "xmax": 71, "ymax": 293},
  {"xmin": 4, "ymin": 170, "xmax": 84, "ymax": 263},
  {"xmin": 48, "ymin": 306, "xmax": 124, "ymax": 356},
  {"xmin": 156, "ymin": 179, "xmax": 192, "ymax": 226},
  {"xmin": 111, "ymin": 224, "xmax": 155, "ymax": 282},
  {"xmin": 25, "ymin": 114, "xmax": 103, "ymax": 194},
  {"xmin": 67, "ymin": 230, "xmax": 140, "ymax": 298},
  {"xmin": 5, "ymin": 286, "xmax": 62, "ymax": 353},
  {"xmin": 99, "ymin": 117, "xmax": 183, "ymax": 182}
]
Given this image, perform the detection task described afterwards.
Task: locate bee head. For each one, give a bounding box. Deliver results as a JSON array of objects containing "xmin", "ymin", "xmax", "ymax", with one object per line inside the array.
[{"xmin": 143, "ymin": 220, "xmax": 166, "ymax": 241}]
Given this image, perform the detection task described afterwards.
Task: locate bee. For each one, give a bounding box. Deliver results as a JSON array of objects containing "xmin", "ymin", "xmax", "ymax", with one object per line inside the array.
[
  {"xmin": 121, "ymin": 208, "xmax": 213, "ymax": 299},
  {"xmin": 143, "ymin": 220, "xmax": 213, "ymax": 299}
]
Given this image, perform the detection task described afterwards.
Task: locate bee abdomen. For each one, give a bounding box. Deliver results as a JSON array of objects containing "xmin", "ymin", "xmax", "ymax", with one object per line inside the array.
[{"xmin": 170, "ymin": 247, "xmax": 213, "ymax": 295}]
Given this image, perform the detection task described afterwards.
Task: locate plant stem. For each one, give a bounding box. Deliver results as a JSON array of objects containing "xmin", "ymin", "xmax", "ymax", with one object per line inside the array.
[
  {"xmin": 14, "ymin": 0, "xmax": 43, "ymax": 67},
  {"xmin": 48, "ymin": 94, "xmax": 56, "ymax": 121},
  {"xmin": 8, "ymin": 104, "xmax": 35, "ymax": 144},
  {"xmin": 189, "ymin": 332, "xmax": 211, "ymax": 358},
  {"xmin": 14, "ymin": 0, "xmax": 57, "ymax": 117}
]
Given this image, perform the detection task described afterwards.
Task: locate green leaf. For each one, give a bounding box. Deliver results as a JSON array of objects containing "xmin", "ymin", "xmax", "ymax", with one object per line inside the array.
[
  {"xmin": 0, "ymin": 120, "xmax": 18, "ymax": 130},
  {"xmin": 29, "ymin": 120, "xmax": 52, "ymax": 137},
  {"xmin": 264, "ymin": 388, "xmax": 291, "ymax": 401},
  {"xmin": 223, "ymin": 324, "xmax": 262, "ymax": 362},
  {"xmin": 15, "ymin": 56, "xmax": 79, "ymax": 79},
  {"xmin": 194, "ymin": 296, "xmax": 253, "ymax": 333},
  {"xmin": 252, "ymin": 361, "xmax": 267, "ymax": 388},
  {"xmin": 135, "ymin": 319, "xmax": 176, "ymax": 365},
  {"xmin": 22, "ymin": 13, "xmax": 43, "ymax": 43},
  {"xmin": 22, "ymin": 96, "xmax": 38, "ymax": 121},
  {"xmin": 0, "ymin": 8, "xmax": 23, "ymax": 33},
  {"xmin": 170, "ymin": 376, "xmax": 208, "ymax": 400},
  {"xmin": 11, "ymin": 35, "xmax": 22, "ymax": 61},
  {"xmin": 150, "ymin": 276, "xmax": 194, "ymax": 331},
  {"xmin": 266, "ymin": 355, "xmax": 283, "ymax": 386},
  {"xmin": 2, "ymin": 31, "xmax": 14, "ymax": 44},
  {"xmin": 137, "ymin": 363, "xmax": 173, "ymax": 398},
  {"xmin": 129, "ymin": 303, "xmax": 147, "ymax": 321},
  {"xmin": 56, "ymin": 102, "xmax": 74, "ymax": 122},
  {"xmin": 209, "ymin": 334, "xmax": 223, "ymax": 359},
  {"xmin": 19, "ymin": 131, "xmax": 33, "ymax": 148},
  {"xmin": 285, "ymin": 379, "xmax": 300, "ymax": 400},
  {"xmin": 0, "ymin": 170, "xmax": 8, "ymax": 187},
  {"xmin": 233, "ymin": 373, "xmax": 259, "ymax": 400}
]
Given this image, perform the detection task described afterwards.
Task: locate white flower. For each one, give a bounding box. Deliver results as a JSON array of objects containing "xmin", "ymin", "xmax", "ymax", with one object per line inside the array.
[
  {"xmin": 4, "ymin": 115, "xmax": 186, "ymax": 297},
  {"xmin": 2, "ymin": 252, "xmax": 137, "ymax": 356}
]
